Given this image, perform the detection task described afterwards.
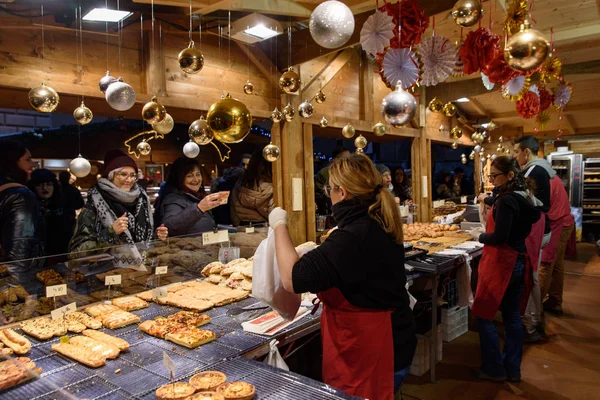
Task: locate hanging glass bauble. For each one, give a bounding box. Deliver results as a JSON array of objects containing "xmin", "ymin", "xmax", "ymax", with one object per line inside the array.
[
  {"xmin": 491, "ymin": 154, "xmax": 497, "ymax": 160},
  {"xmin": 271, "ymin": 108, "xmax": 283, "ymax": 123},
  {"xmin": 183, "ymin": 140, "xmax": 200, "ymax": 158},
  {"xmin": 309, "ymin": 0, "xmax": 355, "ymax": 49},
  {"xmin": 474, "ymin": 144, "xmax": 482, "ymax": 152},
  {"xmin": 356, "ymin": 148, "xmax": 364, "ymax": 154},
  {"xmin": 207, "ymin": 94, "xmax": 253, "ymax": 143},
  {"xmin": 451, "ymin": 142, "xmax": 458, "ymax": 149},
  {"xmin": 451, "ymin": 0, "xmax": 484, "ymax": 28},
  {"xmin": 505, "ymin": 148, "xmax": 511, "ymax": 154},
  {"xmin": 188, "ymin": 117, "xmax": 213, "ymax": 145},
  {"xmin": 469, "ymin": 151, "xmax": 475, "ymax": 160},
  {"xmin": 137, "ymin": 140, "xmax": 151, "ymax": 156},
  {"xmin": 381, "ymin": 81, "xmax": 417, "ymax": 127},
  {"xmin": 73, "ymin": 101, "xmax": 93, "ymax": 125},
  {"xmin": 142, "ymin": 96, "xmax": 167, "ymax": 125},
  {"xmin": 28, "ymin": 83, "xmax": 60, "ymax": 113},
  {"xmin": 439, "ymin": 125, "xmax": 446, "ymax": 132},
  {"xmin": 504, "ymin": 20, "xmax": 549, "ymax": 72},
  {"xmin": 263, "ymin": 143, "xmax": 280, "ymax": 162},
  {"xmin": 354, "ymin": 135, "xmax": 367, "ymax": 149},
  {"xmin": 373, "ymin": 122, "xmax": 386, "ymax": 137},
  {"xmin": 428, "ymin": 97, "xmax": 444, "ymax": 113},
  {"xmin": 450, "ymin": 126, "xmax": 463, "ymax": 140},
  {"xmin": 315, "ymin": 90, "xmax": 327, "ymax": 104},
  {"xmin": 178, "ymin": 41, "xmax": 204, "ymax": 74},
  {"xmin": 479, "ymin": 151, "xmax": 485, "ymax": 158},
  {"xmin": 342, "ymin": 123, "xmax": 356, "ymax": 139},
  {"xmin": 283, "ymin": 103, "xmax": 295, "ymax": 122},
  {"xmin": 69, "ymin": 155, "xmax": 91, "ymax": 178},
  {"xmin": 99, "ymin": 71, "xmax": 117, "ymax": 93},
  {"xmin": 298, "ymin": 100, "xmax": 314, "ymax": 118},
  {"xmin": 279, "ymin": 67, "xmax": 301, "ymax": 94},
  {"xmin": 319, "ymin": 116, "xmax": 328, "ymax": 128},
  {"xmin": 461, "ymin": 156, "xmax": 468, "ymax": 164},
  {"xmin": 105, "ymin": 78, "xmax": 136, "ymax": 111},
  {"xmin": 443, "ymin": 103, "xmax": 457, "ymax": 117},
  {"xmin": 243, "ymin": 81, "xmax": 254, "ymax": 95},
  {"xmin": 153, "ymin": 113, "xmax": 174, "ymax": 135}
]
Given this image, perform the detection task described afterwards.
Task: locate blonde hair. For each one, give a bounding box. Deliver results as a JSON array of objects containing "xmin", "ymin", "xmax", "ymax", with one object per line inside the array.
[{"xmin": 329, "ymin": 154, "xmax": 404, "ymax": 244}]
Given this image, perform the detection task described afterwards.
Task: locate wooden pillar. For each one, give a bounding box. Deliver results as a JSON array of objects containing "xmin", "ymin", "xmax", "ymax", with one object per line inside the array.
[
  {"xmin": 417, "ymin": 87, "xmax": 432, "ymax": 222},
  {"xmin": 303, "ymin": 124, "xmax": 316, "ymax": 243},
  {"xmin": 271, "ymin": 122, "xmax": 283, "ymax": 207}
]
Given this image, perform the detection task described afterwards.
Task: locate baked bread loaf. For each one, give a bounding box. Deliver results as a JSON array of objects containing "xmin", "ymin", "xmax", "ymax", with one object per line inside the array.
[
  {"xmin": 97, "ymin": 310, "xmax": 140, "ymax": 329},
  {"xmin": 51, "ymin": 342, "xmax": 106, "ymax": 368},
  {"xmin": 84, "ymin": 304, "xmax": 121, "ymax": 317},
  {"xmin": 189, "ymin": 371, "xmax": 227, "ymax": 391},
  {"xmin": 216, "ymin": 382, "xmax": 255, "ymax": 400},
  {"xmin": 0, "ymin": 329, "xmax": 31, "ymax": 355},
  {"xmin": 189, "ymin": 392, "xmax": 225, "ymax": 400},
  {"xmin": 112, "ymin": 296, "xmax": 149, "ymax": 311},
  {"xmin": 69, "ymin": 336, "xmax": 120, "ymax": 359},
  {"xmin": 81, "ymin": 329, "xmax": 130, "ymax": 351},
  {"xmin": 155, "ymin": 382, "xmax": 196, "ymax": 400}
]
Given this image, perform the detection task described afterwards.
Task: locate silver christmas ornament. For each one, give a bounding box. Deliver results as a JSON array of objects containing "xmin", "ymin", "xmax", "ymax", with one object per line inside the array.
[
  {"xmin": 243, "ymin": 81, "xmax": 254, "ymax": 95},
  {"xmin": 99, "ymin": 71, "xmax": 117, "ymax": 93},
  {"xmin": 105, "ymin": 77, "xmax": 136, "ymax": 111},
  {"xmin": 73, "ymin": 101, "xmax": 93, "ymax": 125},
  {"xmin": 153, "ymin": 113, "xmax": 174, "ymax": 135},
  {"xmin": 439, "ymin": 125, "xmax": 446, "ymax": 132},
  {"xmin": 298, "ymin": 100, "xmax": 314, "ymax": 118},
  {"xmin": 137, "ymin": 140, "xmax": 151, "ymax": 156},
  {"xmin": 183, "ymin": 140, "xmax": 200, "ymax": 158},
  {"xmin": 263, "ymin": 143, "xmax": 280, "ymax": 162},
  {"xmin": 474, "ymin": 144, "xmax": 482, "ymax": 153},
  {"xmin": 319, "ymin": 116, "xmax": 328, "ymax": 128},
  {"xmin": 283, "ymin": 103, "xmax": 295, "ymax": 122},
  {"xmin": 373, "ymin": 122, "xmax": 386, "ymax": 137},
  {"xmin": 28, "ymin": 83, "xmax": 60, "ymax": 113},
  {"xmin": 381, "ymin": 81, "xmax": 417, "ymax": 127},
  {"xmin": 309, "ymin": 0, "xmax": 355, "ymax": 49},
  {"xmin": 188, "ymin": 117, "xmax": 213, "ymax": 145},
  {"xmin": 271, "ymin": 108, "xmax": 283, "ymax": 123},
  {"xmin": 461, "ymin": 156, "xmax": 468, "ymax": 164},
  {"xmin": 315, "ymin": 90, "xmax": 326, "ymax": 104},
  {"xmin": 69, "ymin": 155, "xmax": 91, "ymax": 178},
  {"xmin": 479, "ymin": 151, "xmax": 485, "ymax": 158},
  {"xmin": 491, "ymin": 154, "xmax": 497, "ymax": 160}
]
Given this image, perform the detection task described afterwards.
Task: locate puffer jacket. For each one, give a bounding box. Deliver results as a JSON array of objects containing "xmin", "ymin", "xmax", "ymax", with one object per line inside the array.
[
  {"xmin": 156, "ymin": 187, "xmax": 215, "ymax": 237},
  {"xmin": 0, "ymin": 177, "xmax": 44, "ymax": 286},
  {"xmin": 230, "ymin": 181, "xmax": 274, "ymax": 226}
]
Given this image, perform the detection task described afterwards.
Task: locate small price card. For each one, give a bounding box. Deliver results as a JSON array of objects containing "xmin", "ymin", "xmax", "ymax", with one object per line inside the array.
[
  {"xmin": 202, "ymin": 230, "xmax": 229, "ymax": 245},
  {"xmin": 163, "ymin": 351, "xmax": 176, "ymax": 381},
  {"xmin": 461, "ymin": 196, "xmax": 467, "ymax": 204},
  {"xmin": 51, "ymin": 302, "xmax": 76, "ymax": 321},
  {"xmin": 105, "ymin": 275, "xmax": 122, "ymax": 286},
  {"xmin": 245, "ymin": 227, "xmax": 255, "ymax": 234},
  {"xmin": 46, "ymin": 284, "xmax": 67, "ymax": 298},
  {"xmin": 152, "ymin": 287, "xmax": 168, "ymax": 300},
  {"xmin": 155, "ymin": 266, "xmax": 168, "ymax": 276}
]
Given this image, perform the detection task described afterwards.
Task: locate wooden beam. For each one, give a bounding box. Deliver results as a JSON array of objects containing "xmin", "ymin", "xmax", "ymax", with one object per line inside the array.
[
  {"xmin": 235, "ymin": 42, "xmax": 279, "ymax": 91},
  {"xmin": 301, "ymin": 49, "xmax": 353, "ymax": 100},
  {"xmin": 562, "ymin": 115, "xmax": 577, "ymax": 135},
  {"xmin": 271, "ymin": 122, "xmax": 283, "ymax": 207},
  {"xmin": 359, "ymin": 49, "xmax": 374, "ymax": 122},
  {"xmin": 303, "ymin": 123, "xmax": 316, "ymax": 242},
  {"xmin": 490, "ymin": 103, "xmax": 599, "ymax": 119},
  {"xmin": 312, "ymin": 116, "xmax": 419, "ymax": 137},
  {"xmin": 469, "ymin": 98, "xmax": 489, "ymax": 116},
  {"xmin": 207, "ymin": 0, "xmax": 313, "ymax": 17}
]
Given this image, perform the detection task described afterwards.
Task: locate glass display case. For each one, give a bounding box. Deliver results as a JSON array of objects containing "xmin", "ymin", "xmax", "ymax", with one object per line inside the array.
[{"xmin": 546, "ymin": 152, "xmax": 584, "ymax": 207}]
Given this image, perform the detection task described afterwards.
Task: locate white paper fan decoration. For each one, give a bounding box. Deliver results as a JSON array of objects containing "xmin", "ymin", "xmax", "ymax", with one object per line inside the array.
[
  {"xmin": 529, "ymin": 84, "xmax": 539, "ymax": 96},
  {"xmin": 482, "ymin": 73, "xmax": 495, "ymax": 90},
  {"xmin": 501, "ymin": 75, "xmax": 530, "ymax": 101},
  {"xmin": 360, "ymin": 10, "xmax": 395, "ymax": 57},
  {"xmin": 381, "ymin": 48, "xmax": 420, "ymax": 90},
  {"xmin": 418, "ymin": 36, "xmax": 456, "ymax": 87}
]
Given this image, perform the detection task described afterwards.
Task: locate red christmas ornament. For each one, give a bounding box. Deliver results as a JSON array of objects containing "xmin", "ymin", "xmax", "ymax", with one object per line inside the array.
[
  {"xmin": 538, "ymin": 87, "xmax": 553, "ymax": 111},
  {"xmin": 380, "ymin": 0, "xmax": 429, "ymax": 50},
  {"xmin": 516, "ymin": 91, "xmax": 540, "ymax": 119},
  {"xmin": 459, "ymin": 28, "xmax": 501, "ymax": 75}
]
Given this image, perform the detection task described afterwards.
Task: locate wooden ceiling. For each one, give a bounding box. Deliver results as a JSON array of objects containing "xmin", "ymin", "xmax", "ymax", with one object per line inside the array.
[{"xmin": 5, "ymin": 0, "xmax": 600, "ymax": 139}]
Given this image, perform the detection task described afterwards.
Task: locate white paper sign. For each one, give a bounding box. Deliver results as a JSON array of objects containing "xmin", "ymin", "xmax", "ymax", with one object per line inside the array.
[
  {"xmin": 433, "ymin": 200, "xmax": 445, "ymax": 208},
  {"xmin": 155, "ymin": 266, "xmax": 168, "ymax": 276},
  {"xmin": 202, "ymin": 230, "xmax": 229, "ymax": 245},
  {"xmin": 162, "ymin": 351, "xmax": 176, "ymax": 381},
  {"xmin": 245, "ymin": 227, "xmax": 255, "ymax": 234},
  {"xmin": 461, "ymin": 196, "xmax": 467, "ymax": 204},
  {"xmin": 105, "ymin": 275, "xmax": 122, "ymax": 286},
  {"xmin": 51, "ymin": 302, "xmax": 76, "ymax": 320},
  {"xmin": 152, "ymin": 287, "xmax": 168, "ymax": 300},
  {"xmin": 46, "ymin": 284, "xmax": 67, "ymax": 298}
]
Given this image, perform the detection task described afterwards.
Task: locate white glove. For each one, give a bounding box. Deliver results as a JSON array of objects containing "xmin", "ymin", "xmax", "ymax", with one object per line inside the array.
[
  {"xmin": 467, "ymin": 227, "xmax": 484, "ymax": 241},
  {"xmin": 269, "ymin": 207, "xmax": 288, "ymax": 229}
]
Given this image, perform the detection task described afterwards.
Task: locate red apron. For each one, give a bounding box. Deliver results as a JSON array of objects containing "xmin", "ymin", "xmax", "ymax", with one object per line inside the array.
[
  {"xmin": 318, "ymin": 288, "xmax": 394, "ymax": 400},
  {"xmin": 542, "ymin": 176, "xmax": 575, "ymax": 263},
  {"xmin": 526, "ymin": 217, "xmax": 545, "ymax": 272},
  {"xmin": 472, "ymin": 205, "xmax": 534, "ymax": 321}
]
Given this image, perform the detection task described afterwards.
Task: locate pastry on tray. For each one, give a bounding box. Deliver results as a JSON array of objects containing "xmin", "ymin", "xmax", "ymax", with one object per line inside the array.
[
  {"xmin": 168, "ymin": 311, "xmax": 211, "ymax": 327},
  {"xmin": 216, "ymin": 382, "xmax": 256, "ymax": 400},
  {"xmin": 0, "ymin": 357, "xmax": 42, "ymax": 392},
  {"xmin": 189, "ymin": 393, "xmax": 225, "ymax": 400},
  {"xmin": 135, "ymin": 290, "xmax": 154, "ymax": 302},
  {"xmin": 189, "ymin": 371, "xmax": 227, "ymax": 391},
  {"xmin": 97, "ymin": 310, "xmax": 140, "ymax": 329},
  {"xmin": 69, "ymin": 336, "xmax": 120, "ymax": 359},
  {"xmin": 84, "ymin": 304, "xmax": 121, "ymax": 317},
  {"xmin": 81, "ymin": 329, "xmax": 129, "ymax": 351},
  {"xmin": 65, "ymin": 311, "xmax": 102, "ymax": 330},
  {"xmin": 51, "ymin": 342, "xmax": 106, "ymax": 368},
  {"xmin": 155, "ymin": 382, "xmax": 196, "ymax": 400},
  {"xmin": 112, "ymin": 296, "xmax": 149, "ymax": 311},
  {"xmin": 0, "ymin": 329, "xmax": 31, "ymax": 355},
  {"xmin": 21, "ymin": 317, "xmax": 58, "ymax": 340},
  {"xmin": 165, "ymin": 327, "xmax": 216, "ymax": 349},
  {"xmin": 36, "ymin": 269, "xmax": 65, "ymax": 286}
]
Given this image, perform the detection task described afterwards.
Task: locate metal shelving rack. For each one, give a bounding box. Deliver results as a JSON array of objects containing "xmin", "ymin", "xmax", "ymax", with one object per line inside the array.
[{"xmin": 583, "ymin": 158, "xmax": 600, "ymax": 241}]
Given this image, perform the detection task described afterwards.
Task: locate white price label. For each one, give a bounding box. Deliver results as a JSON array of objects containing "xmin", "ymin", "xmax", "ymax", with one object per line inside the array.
[
  {"xmin": 51, "ymin": 302, "xmax": 76, "ymax": 320},
  {"xmin": 162, "ymin": 351, "xmax": 176, "ymax": 381},
  {"xmin": 155, "ymin": 266, "xmax": 168, "ymax": 276},
  {"xmin": 245, "ymin": 227, "xmax": 255, "ymax": 234},
  {"xmin": 46, "ymin": 284, "xmax": 67, "ymax": 298},
  {"xmin": 105, "ymin": 275, "xmax": 122, "ymax": 286},
  {"xmin": 152, "ymin": 287, "xmax": 168, "ymax": 300},
  {"xmin": 433, "ymin": 200, "xmax": 445, "ymax": 208},
  {"xmin": 202, "ymin": 230, "xmax": 229, "ymax": 245},
  {"xmin": 461, "ymin": 196, "xmax": 468, "ymax": 204}
]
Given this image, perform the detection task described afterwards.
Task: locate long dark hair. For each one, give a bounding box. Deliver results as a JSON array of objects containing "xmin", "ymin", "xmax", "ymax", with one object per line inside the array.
[
  {"xmin": 0, "ymin": 139, "xmax": 29, "ymax": 184},
  {"xmin": 492, "ymin": 156, "xmax": 533, "ymax": 194},
  {"xmin": 165, "ymin": 157, "xmax": 206, "ymax": 198},
  {"xmin": 239, "ymin": 150, "xmax": 272, "ymax": 190}
]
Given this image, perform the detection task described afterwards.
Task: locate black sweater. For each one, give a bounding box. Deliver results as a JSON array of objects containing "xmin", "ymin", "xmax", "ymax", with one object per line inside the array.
[
  {"xmin": 291, "ymin": 198, "xmax": 416, "ymax": 370},
  {"xmin": 525, "ymin": 165, "xmax": 551, "ymax": 234},
  {"xmin": 479, "ymin": 192, "xmax": 541, "ymax": 253}
]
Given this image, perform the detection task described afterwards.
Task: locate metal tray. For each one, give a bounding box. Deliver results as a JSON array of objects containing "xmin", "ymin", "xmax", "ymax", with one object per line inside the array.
[{"xmin": 406, "ymin": 254, "xmax": 461, "ymax": 274}]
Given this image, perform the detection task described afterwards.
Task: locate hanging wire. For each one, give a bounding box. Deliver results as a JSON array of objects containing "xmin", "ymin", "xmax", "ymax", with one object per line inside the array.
[
  {"xmin": 228, "ymin": 9, "xmax": 231, "ymax": 71},
  {"xmin": 117, "ymin": 0, "xmax": 121, "ymax": 69},
  {"xmin": 41, "ymin": 0, "xmax": 45, "ymax": 79},
  {"xmin": 287, "ymin": 25, "xmax": 291, "ymax": 68},
  {"xmin": 105, "ymin": 0, "xmax": 109, "ymax": 71},
  {"xmin": 247, "ymin": 25, "xmax": 250, "ymax": 81},
  {"xmin": 189, "ymin": 0, "xmax": 193, "ymax": 42},
  {"xmin": 198, "ymin": 14, "xmax": 202, "ymax": 48}
]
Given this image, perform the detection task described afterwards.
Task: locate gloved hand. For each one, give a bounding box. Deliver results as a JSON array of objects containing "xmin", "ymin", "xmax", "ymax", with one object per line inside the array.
[
  {"xmin": 467, "ymin": 227, "xmax": 484, "ymax": 241},
  {"xmin": 269, "ymin": 207, "xmax": 288, "ymax": 229}
]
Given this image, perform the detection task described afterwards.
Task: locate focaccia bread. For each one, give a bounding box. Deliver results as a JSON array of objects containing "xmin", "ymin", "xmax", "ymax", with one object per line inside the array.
[
  {"xmin": 139, "ymin": 319, "xmax": 171, "ymax": 339},
  {"xmin": 189, "ymin": 371, "xmax": 227, "ymax": 391},
  {"xmin": 189, "ymin": 393, "xmax": 225, "ymax": 400},
  {"xmin": 66, "ymin": 319, "xmax": 87, "ymax": 333},
  {"xmin": 49, "ymin": 319, "xmax": 68, "ymax": 336},
  {"xmin": 168, "ymin": 311, "xmax": 210, "ymax": 327},
  {"xmin": 65, "ymin": 311, "xmax": 102, "ymax": 330},
  {"xmin": 81, "ymin": 329, "xmax": 129, "ymax": 351},
  {"xmin": 0, "ymin": 357, "xmax": 42, "ymax": 392},
  {"xmin": 181, "ymin": 299, "xmax": 214, "ymax": 312},
  {"xmin": 165, "ymin": 327, "xmax": 216, "ymax": 349},
  {"xmin": 97, "ymin": 310, "xmax": 140, "ymax": 329},
  {"xmin": 112, "ymin": 296, "xmax": 149, "ymax": 311},
  {"xmin": 69, "ymin": 336, "xmax": 120, "ymax": 359},
  {"xmin": 51, "ymin": 342, "xmax": 106, "ymax": 368},
  {"xmin": 36, "ymin": 269, "xmax": 65, "ymax": 286},
  {"xmin": 21, "ymin": 317, "xmax": 56, "ymax": 340},
  {"xmin": 216, "ymin": 382, "xmax": 256, "ymax": 400},
  {"xmin": 135, "ymin": 290, "xmax": 154, "ymax": 302},
  {"xmin": 0, "ymin": 329, "xmax": 31, "ymax": 355},
  {"xmin": 84, "ymin": 304, "xmax": 121, "ymax": 317},
  {"xmin": 156, "ymin": 382, "xmax": 196, "ymax": 400}
]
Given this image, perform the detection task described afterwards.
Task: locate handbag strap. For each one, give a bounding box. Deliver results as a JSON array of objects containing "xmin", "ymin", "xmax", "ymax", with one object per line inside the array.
[{"xmin": 0, "ymin": 182, "xmax": 25, "ymax": 193}]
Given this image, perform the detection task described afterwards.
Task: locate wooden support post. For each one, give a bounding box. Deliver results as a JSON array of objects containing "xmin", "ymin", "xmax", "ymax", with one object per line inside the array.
[
  {"xmin": 271, "ymin": 122, "xmax": 283, "ymax": 207},
  {"xmin": 359, "ymin": 49, "xmax": 374, "ymax": 121},
  {"xmin": 417, "ymin": 87, "xmax": 432, "ymax": 222},
  {"xmin": 303, "ymin": 123, "xmax": 316, "ymax": 243}
]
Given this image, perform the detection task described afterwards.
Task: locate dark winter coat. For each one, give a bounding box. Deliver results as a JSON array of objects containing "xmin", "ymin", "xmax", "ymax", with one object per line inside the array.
[{"xmin": 156, "ymin": 187, "xmax": 215, "ymax": 237}]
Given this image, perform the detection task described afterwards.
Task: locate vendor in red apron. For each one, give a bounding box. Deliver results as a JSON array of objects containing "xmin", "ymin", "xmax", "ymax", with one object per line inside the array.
[
  {"xmin": 472, "ymin": 156, "xmax": 541, "ymax": 382},
  {"xmin": 269, "ymin": 154, "xmax": 416, "ymax": 400},
  {"xmin": 540, "ymin": 174, "xmax": 575, "ymax": 315},
  {"xmin": 513, "ymin": 136, "xmax": 552, "ymax": 343}
]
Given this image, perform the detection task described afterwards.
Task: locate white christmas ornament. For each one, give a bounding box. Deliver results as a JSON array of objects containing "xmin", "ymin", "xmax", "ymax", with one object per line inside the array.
[
  {"xmin": 474, "ymin": 144, "xmax": 482, "ymax": 152},
  {"xmin": 360, "ymin": 10, "xmax": 395, "ymax": 57},
  {"xmin": 105, "ymin": 78, "xmax": 136, "ymax": 111},
  {"xmin": 69, "ymin": 155, "xmax": 91, "ymax": 178},
  {"xmin": 183, "ymin": 141, "xmax": 200, "ymax": 158},
  {"xmin": 309, "ymin": 1, "xmax": 355, "ymax": 49}
]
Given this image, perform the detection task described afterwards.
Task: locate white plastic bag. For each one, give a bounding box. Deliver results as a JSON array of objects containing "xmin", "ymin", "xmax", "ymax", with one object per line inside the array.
[
  {"xmin": 252, "ymin": 228, "xmax": 301, "ymax": 321},
  {"xmin": 264, "ymin": 339, "xmax": 289, "ymax": 371}
]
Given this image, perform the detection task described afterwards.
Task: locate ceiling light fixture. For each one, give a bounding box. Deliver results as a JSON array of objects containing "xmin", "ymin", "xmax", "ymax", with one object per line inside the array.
[
  {"xmin": 83, "ymin": 8, "xmax": 132, "ymax": 23},
  {"xmin": 244, "ymin": 24, "xmax": 279, "ymax": 40},
  {"xmin": 456, "ymin": 97, "xmax": 470, "ymax": 103}
]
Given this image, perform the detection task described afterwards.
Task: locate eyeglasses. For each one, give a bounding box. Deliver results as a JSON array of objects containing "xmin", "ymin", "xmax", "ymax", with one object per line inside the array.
[
  {"xmin": 487, "ymin": 172, "xmax": 505, "ymax": 180},
  {"xmin": 116, "ymin": 172, "xmax": 137, "ymax": 181},
  {"xmin": 324, "ymin": 183, "xmax": 339, "ymax": 197}
]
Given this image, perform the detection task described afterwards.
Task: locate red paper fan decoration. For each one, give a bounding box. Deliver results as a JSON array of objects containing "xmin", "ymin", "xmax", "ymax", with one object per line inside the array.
[
  {"xmin": 379, "ymin": 0, "xmax": 430, "ymax": 49},
  {"xmin": 459, "ymin": 28, "xmax": 501, "ymax": 75},
  {"xmin": 516, "ymin": 91, "xmax": 540, "ymax": 119},
  {"xmin": 538, "ymin": 87, "xmax": 553, "ymax": 111}
]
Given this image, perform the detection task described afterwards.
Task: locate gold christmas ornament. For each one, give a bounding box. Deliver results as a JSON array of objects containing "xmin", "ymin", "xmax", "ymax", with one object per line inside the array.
[
  {"xmin": 263, "ymin": 143, "xmax": 280, "ymax": 162},
  {"xmin": 188, "ymin": 117, "xmax": 213, "ymax": 145},
  {"xmin": 354, "ymin": 135, "xmax": 368, "ymax": 149},
  {"xmin": 504, "ymin": 148, "xmax": 511, "ymax": 154},
  {"xmin": 356, "ymin": 148, "xmax": 364, "ymax": 154},
  {"xmin": 443, "ymin": 102, "xmax": 457, "ymax": 117},
  {"xmin": 243, "ymin": 81, "xmax": 254, "ymax": 95},
  {"xmin": 319, "ymin": 116, "xmax": 328, "ymax": 128},
  {"xmin": 283, "ymin": 103, "xmax": 295, "ymax": 122},
  {"xmin": 504, "ymin": 20, "xmax": 550, "ymax": 72},
  {"xmin": 504, "ymin": 0, "xmax": 528, "ymax": 36},
  {"xmin": 142, "ymin": 96, "xmax": 167, "ymax": 125},
  {"xmin": 451, "ymin": 0, "xmax": 484, "ymax": 28},
  {"xmin": 29, "ymin": 83, "xmax": 60, "ymax": 113},
  {"xmin": 373, "ymin": 122, "xmax": 386, "ymax": 137},
  {"xmin": 153, "ymin": 113, "xmax": 174, "ymax": 136},
  {"xmin": 315, "ymin": 90, "xmax": 326, "ymax": 104},
  {"xmin": 536, "ymin": 111, "xmax": 551, "ymax": 130},
  {"xmin": 279, "ymin": 67, "xmax": 301, "ymax": 94},
  {"xmin": 342, "ymin": 123, "xmax": 356, "ymax": 139},
  {"xmin": 73, "ymin": 101, "xmax": 93, "ymax": 125},
  {"xmin": 137, "ymin": 140, "xmax": 151, "ymax": 156},
  {"xmin": 451, "ymin": 142, "xmax": 458, "ymax": 149},
  {"xmin": 270, "ymin": 108, "xmax": 283, "ymax": 123},
  {"xmin": 539, "ymin": 57, "xmax": 562, "ymax": 84},
  {"xmin": 450, "ymin": 126, "xmax": 463, "ymax": 140},
  {"xmin": 178, "ymin": 41, "xmax": 204, "ymax": 74},
  {"xmin": 428, "ymin": 97, "xmax": 444, "ymax": 113},
  {"xmin": 469, "ymin": 151, "xmax": 475, "ymax": 160},
  {"xmin": 298, "ymin": 100, "xmax": 314, "ymax": 118},
  {"xmin": 206, "ymin": 94, "xmax": 252, "ymax": 144}
]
